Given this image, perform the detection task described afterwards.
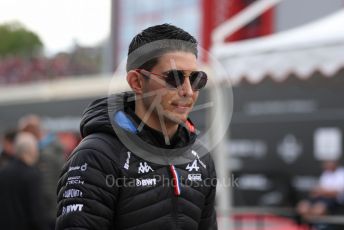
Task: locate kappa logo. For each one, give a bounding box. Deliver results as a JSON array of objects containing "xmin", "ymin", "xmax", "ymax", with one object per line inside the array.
[
  {"xmin": 62, "ymin": 204, "xmax": 83, "ymax": 215},
  {"xmin": 124, "ymin": 151, "xmax": 131, "ymax": 170},
  {"xmin": 138, "ymin": 162, "xmax": 154, "ymax": 174},
  {"xmin": 188, "ymin": 174, "xmax": 202, "ymax": 182},
  {"xmin": 136, "ymin": 178, "xmax": 157, "ymax": 187},
  {"xmin": 186, "ymin": 160, "xmax": 199, "ymax": 172}
]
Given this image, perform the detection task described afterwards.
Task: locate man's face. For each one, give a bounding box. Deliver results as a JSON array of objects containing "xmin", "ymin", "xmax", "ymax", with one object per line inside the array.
[
  {"xmin": 322, "ymin": 161, "xmax": 337, "ymax": 171},
  {"xmin": 2, "ymin": 139, "xmax": 15, "ymax": 155},
  {"xmin": 141, "ymin": 51, "xmax": 199, "ymax": 126}
]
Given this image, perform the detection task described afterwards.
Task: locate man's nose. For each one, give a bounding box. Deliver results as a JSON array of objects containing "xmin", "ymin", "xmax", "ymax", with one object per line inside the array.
[{"xmin": 178, "ymin": 77, "xmax": 194, "ymax": 97}]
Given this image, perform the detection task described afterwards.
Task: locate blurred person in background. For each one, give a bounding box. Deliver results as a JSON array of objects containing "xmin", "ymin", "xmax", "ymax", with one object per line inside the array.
[
  {"xmin": 0, "ymin": 129, "xmax": 17, "ymax": 168},
  {"xmin": 0, "ymin": 132, "xmax": 47, "ymax": 230},
  {"xmin": 297, "ymin": 160, "xmax": 344, "ymax": 218},
  {"xmin": 18, "ymin": 114, "xmax": 65, "ymax": 230},
  {"xmin": 57, "ymin": 131, "xmax": 82, "ymax": 159}
]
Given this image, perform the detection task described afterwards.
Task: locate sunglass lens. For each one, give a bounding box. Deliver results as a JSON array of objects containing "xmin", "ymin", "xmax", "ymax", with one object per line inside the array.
[
  {"xmin": 165, "ymin": 70, "xmax": 184, "ymax": 88},
  {"xmin": 190, "ymin": 71, "xmax": 207, "ymax": 90}
]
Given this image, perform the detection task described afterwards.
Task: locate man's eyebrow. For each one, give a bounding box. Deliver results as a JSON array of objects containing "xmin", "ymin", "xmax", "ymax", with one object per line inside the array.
[{"xmin": 162, "ymin": 69, "xmax": 198, "ymax": 72}]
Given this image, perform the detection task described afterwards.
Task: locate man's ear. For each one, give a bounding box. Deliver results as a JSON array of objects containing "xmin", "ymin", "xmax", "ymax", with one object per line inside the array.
[{"xmin": 127, "ymin": 70, "xmax": 144, "ymax": 94}]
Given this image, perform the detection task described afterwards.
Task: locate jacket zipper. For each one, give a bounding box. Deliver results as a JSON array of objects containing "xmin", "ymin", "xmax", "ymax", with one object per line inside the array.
[{"xmin": 169, "ymin": 165, "xmax": 181, "ymax": 229}]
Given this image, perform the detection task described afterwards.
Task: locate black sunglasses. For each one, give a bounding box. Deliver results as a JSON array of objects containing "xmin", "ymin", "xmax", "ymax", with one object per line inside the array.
[{"xmin": 136, "ymin": 69, "xmax": 208, "ymax": 91}]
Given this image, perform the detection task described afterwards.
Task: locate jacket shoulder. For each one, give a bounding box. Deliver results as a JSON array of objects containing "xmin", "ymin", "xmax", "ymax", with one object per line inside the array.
[
  {"xmin": 71, "ymin": 132, "xmax": 125, "ymax": 163},
  {"xmin": 56, "ymin": 133, "xmax": 121, "ymax": 230}
]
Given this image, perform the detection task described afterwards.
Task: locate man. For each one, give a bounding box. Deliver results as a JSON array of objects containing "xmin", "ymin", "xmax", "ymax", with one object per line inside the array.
[
  {"xmin": 19, "ymin": 114, "xmax": 65, "ymax": 229},
  {"xmin": 297, "ymin": 160, "xmax": 344, "ymax": 218},
  {"xmin": 0, "ymin": 132, "xmax": 46, "ymax": 230},
  {"xmin": 56, "ymin": 24, "xmax": 217, "ymax": 230},
  {"xmin": 0, "ymin": 129, "xmax": 17, "ymax": 168}
]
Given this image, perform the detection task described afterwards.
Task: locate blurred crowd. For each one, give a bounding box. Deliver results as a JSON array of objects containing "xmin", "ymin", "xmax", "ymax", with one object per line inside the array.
[
  {"xmin": 0, "ymin": 56, "xmax": 70, "ymax": 84},
  {"xmin": 0, "ymin": 46, "xmax": 102, "ymax": 85},
  {"xmin": 0, "ymin": 115, "xmax": 80, "ymax": 230}
]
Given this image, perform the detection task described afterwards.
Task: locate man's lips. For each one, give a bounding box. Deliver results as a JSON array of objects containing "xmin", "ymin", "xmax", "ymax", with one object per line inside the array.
[
  {"xmin": 171, "ymin": 102, "xmax": 192, "ymax": 108},
  {"xmin": 170, "ymin": 102, "xmax": 193, "ymax": 114}
]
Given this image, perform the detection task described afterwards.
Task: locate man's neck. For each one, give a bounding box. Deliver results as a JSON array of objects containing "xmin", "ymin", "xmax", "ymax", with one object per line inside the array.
[{"xmin": 135, "ymin": 103, "xmax": 178, "ymax": 138}]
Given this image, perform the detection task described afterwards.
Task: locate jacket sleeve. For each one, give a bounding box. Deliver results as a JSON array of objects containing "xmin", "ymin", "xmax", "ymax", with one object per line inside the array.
[
  {"xmin": 198, "ymin": 155, "xmax": 217, "ymax": 230},
  {"xmin": 56, "ymin": 144, "xmax": 120, "ymax": 230}
]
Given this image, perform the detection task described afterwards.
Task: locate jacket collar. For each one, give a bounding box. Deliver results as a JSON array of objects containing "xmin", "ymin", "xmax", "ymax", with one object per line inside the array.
[{"xmin": 114, "ymin": 91, "xmax": 197, "ymax": 149}]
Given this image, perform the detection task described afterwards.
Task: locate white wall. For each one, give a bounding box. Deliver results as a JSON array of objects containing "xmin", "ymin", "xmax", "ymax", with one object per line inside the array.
[{"xmin": 276, "ymin": 0, "xmax": 343, "ymax": 31}]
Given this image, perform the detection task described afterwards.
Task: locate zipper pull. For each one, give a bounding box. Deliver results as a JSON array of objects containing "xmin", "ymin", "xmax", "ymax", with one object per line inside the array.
[{"xmin": 169, "ymin": 165, "xmax": 181, "ymax": 196}]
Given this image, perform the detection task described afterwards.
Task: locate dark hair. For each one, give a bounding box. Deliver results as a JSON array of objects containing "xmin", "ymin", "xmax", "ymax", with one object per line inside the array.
[
  {"xmin": 126, "ymin": 24, "xmax": 198, "ymax": 72},
  {"xmin": 3, "ymin": 129, "xmax": 17, "ymax": 142}
]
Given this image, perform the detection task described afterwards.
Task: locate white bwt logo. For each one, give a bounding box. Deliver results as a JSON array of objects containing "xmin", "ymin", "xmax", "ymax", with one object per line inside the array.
[
  {"xmin": 136, "ymin": 178, "xmax": 157, "ymax": 186},
  {"xmin": 62, "ymin": 204, "xmax": 83, "ymax": 215}
]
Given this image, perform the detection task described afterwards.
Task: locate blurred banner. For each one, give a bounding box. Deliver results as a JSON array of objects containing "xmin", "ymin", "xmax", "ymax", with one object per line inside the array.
[
  {"xmin": 230, "ymin": 72, "xmax": 344, "ymax": 207},
  {"xmin": 202, "ymin": 0, "xmax": 274, "ymax": 61}
]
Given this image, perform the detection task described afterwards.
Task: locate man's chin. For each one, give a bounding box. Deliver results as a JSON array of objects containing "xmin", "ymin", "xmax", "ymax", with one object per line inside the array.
[{"xmin": 164, "ymin": 112, "xmax": 188, "ymax": 125}]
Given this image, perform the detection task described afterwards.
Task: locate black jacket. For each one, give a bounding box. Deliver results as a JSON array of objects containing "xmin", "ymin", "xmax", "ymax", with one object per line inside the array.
[
  {"xmin": 0, "ymin": 151, "xmax": 13, "ymax": 168},
  {"xmin": 0, "ymin": 159, "xmax": 47, "ymax": 230},
  {"xmin": 56, "ymin": 92, "xmax": 217, "ymax": 230}
]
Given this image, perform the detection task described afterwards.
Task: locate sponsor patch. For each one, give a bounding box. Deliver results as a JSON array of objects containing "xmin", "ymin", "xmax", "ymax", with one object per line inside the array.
[
  {"xmin": 186, "ymin": 160, "xmax": 199, "ymax": 172},
  {"xmin": 138, "ymin": 162, "xmax": 154, "ymax": 174},
  {"xmin": 62, "ymin": 204, "xmax": 83, "ymax": 215},
  {"xmin": 136, "ymin": 178, "xmax": 157, "ymax": 187},
  {"xmin": 188, "ymin": 174, "xmax": 202, "ymax": 182},
  {"xmin": 63, "ymin": 189, "xmax": 83, "ymax": 198},
  {"xmin": 68, "ymin": 163, "xmax": 88, "ymax": 172},
  {"xmin": 66, "ymin": 176, "xmax": 84, "ymax": 185}
]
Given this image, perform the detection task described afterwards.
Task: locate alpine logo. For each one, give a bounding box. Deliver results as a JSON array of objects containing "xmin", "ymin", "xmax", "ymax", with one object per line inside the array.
[
  {"xmin": 62, "ymin": 204, "xmax": 83, "ymax": 215},
  {"xmin": 186, "ymin": 160, "xmax": 199, "ymax": 172},
  {"xmin": 138, "ymin": 162, "xmax": 154, "ymax": 174},
  {"xmin": 136, "ymin": 178, "xmax": 157, "ymax": 187},
  {"xmin": 124, "ymin": 151, "xmax": 131, "ymax": 170}
]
